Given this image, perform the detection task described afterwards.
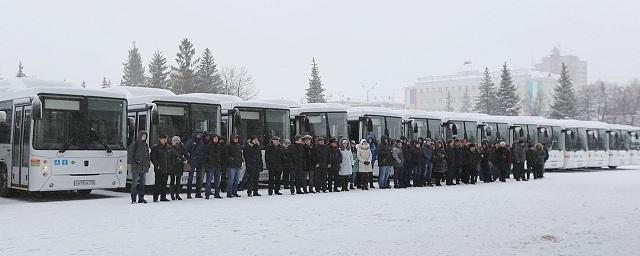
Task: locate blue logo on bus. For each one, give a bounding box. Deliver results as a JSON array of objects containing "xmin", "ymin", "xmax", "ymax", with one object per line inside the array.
[{"xmin": 54, "ymin": 160, "xmax": 69, "ymax": 166}]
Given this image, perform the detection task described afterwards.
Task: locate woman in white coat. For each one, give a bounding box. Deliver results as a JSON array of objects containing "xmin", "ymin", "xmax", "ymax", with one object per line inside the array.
[
  {"xmin": 357, "ymin": 139, "xmax": 373, "ymax": 190},
  {"xmin": 338, "ymin": 138, "xmax": 354, "ymax": 191}
]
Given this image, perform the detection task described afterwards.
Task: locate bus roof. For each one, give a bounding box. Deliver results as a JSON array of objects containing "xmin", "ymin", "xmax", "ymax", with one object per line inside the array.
[
  {"xmin": 347, "ymin": 106, "xmax": 404, "ymax": 120},
  {"xmin": 106, "ymin": 86, "xmax": 221, "ymax": 106},
  {"xmin": 400, "ymin": 109, "xmax": 442, "ymax": 120},
  {"xmin": 427, "ymin": 111, "xmax": 485, "ymax": 123},
  {"xmin": 183, "ymin": 93, "xmax": 289, "ymax": 110},
  {"xmin": 293, "ymin": 103, "xmax": 350, "ymax": 114},
  {"xmin": 581, "ymin": 121, "xmax": 610, "ymax": 129},
  {"xmin": 0, "ymin": 78, "xmax": 126, "ymax": 100}
]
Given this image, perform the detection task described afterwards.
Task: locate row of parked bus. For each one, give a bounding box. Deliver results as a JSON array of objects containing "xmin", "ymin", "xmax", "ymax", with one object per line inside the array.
[{"xmin": 0, "ymin": 78, "xmax": 638, "ymax": 197}]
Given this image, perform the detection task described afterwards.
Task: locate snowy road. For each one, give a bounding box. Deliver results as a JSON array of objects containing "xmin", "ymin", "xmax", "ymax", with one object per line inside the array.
[{"xmin": 2, "ymin": 168, "xmax": 640, "ymax": 256}]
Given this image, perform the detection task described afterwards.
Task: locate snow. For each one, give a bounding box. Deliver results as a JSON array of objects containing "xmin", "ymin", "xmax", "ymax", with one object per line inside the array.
[{"xmin": 2, "ymin": 168, "xmax": 640, "ymax": 256}]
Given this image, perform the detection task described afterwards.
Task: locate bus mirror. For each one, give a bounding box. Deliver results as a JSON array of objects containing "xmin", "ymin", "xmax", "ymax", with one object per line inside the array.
[
  {"xmin": 0, "ymin": 111, "xmax": 6, "ymax": 123},
  {"xmin": 32, "ymin": 96, "xmax": 43, "ymax": 120},
  {"xmin": 544, "ymin": 130, "xmax": 549, "ymax": 137},
  {"xmin": 413, "ymin": 123, "xmax": 418, "ymax": 133},
  {"xmin": 485, "ymin": 126, "xmax": 492, "ymax": 137},
  {"xmin": 303, "ymin": 116, "xmax": 311, "ymax": 132},
  {"xmin": 427, "ymin": 130, "xmax": 432, "ymax": 138},
  {"xmin": 365, "ymin": 117, "xmax": 373, "ymax": 132},
  {"xmin": 451, "ymin": 124, "xmax": 458, "ymax": 135},
  {"xmin": 384, "ymin": 128, "xmax": 389, "ymax": 137},
  {"xmin": 519, "ymin": 129, "xmax": 525, "ymax": 137},
  {"xmin": 231, "ymin": 108, "xmax": 241, "ymax": 129},
  {"xmin": 150, "ymin": 103, "xmax": 160, "ymax": 125}
]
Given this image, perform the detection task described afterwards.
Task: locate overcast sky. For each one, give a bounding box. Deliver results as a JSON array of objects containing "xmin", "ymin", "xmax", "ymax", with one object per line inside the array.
[{"xmin": 1, "ymin": 0, "xmax": 639, "ymax": 102}]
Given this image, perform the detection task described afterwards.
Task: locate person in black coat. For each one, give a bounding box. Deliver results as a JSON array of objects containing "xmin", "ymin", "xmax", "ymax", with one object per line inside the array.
[
  {"xmin": 204, "ymin": 134, "xmax": 224, "ymax": 199},
  {"xmin": 265, "ymin": 136, "xmax": 286, "ymax": 195},
  {"xmin": 445, "ymin": 139, "xmax": 457, "ymax": 186},
  {"xmin": 327, "ymin": 138, "xmax": 342, "ymax": 192},
  {"xmin": 413, "ymin": 141, "xmax": 425, "ymax": 187},
  {"xmin": 479, "ymin": 141, "xmax": 492, "ymax": 183},
  {"xmin": 288, "ymin": 135, "xmax": 307, "ymax": 194},
  {"xmin": 170, "ymin": 136, "xmax": 186, "ymax": 200},
  {"xmin": 243, "ymin": 136, "xmax": 263, "ymax": 197},
  {"xmin": 150, "ymin": 134, "xmax": 176, "ymax": 202},
  {"xmin": 453, "ymin": 140, "xmax": 465, "ymax": 184},
  {"xmin": 303, "ymin": 135, "xmax": 315, "ymax": 193},
  {"xmin": 281, "ymin": 139, "xmax": 292, "ymax": 190},
  {"xmin": 432, "ymin": 141, "xmax": 447, "ymax": 186},
  {"xmin": 185, "ymin": 129, "xmax": 206, "ymax": 199},
  {"xmin": 224, "ymin": 134, "xmax": 244, "ymax": 198},
  {"xmin": 312, "ymin": 137, "xmax": 331, "ymax": 193},
  {"xmin": 495, "ymin": 141, "xmax": 510, "ymax": 182},
  {"xmin": 401, "ymin": 139, "xmax": 415, "ymax": 188}
]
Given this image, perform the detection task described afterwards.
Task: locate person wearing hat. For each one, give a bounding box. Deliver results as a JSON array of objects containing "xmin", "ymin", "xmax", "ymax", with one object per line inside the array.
[
  {"xmin": 288, "ymin": 135, "xmax": 307, "ymax": 194},
  {"xmin": 281, "ymin": 139, "xmax": 292, "ymax": 190},
  {"xmin": 185, "ymin": 129, "xmax": 206, "ymax": 199},
  {"xmin": 224, "ymin": 134, "xmax": 244, "ymax": 198},
  {"xmin": 312, "ymin": 136, "xmax": 330, "ymax": 193},
  {"xmin": 170, "ymin": 136, "xmax": 185, "ymax": 200},
  {"xmin": 150, "ymin": 134, "xmax": 176, "ymax": 202},
  {"xmin": 377, "ymin": 135, "xmax": 393, "ymax": 189},
  {"xmin": 327, "ymin": 138, "xmax": 342, "ymax": 192},
  {"xmin": 244, "ymin": 136, "xmax": 263, "ymax": 197},
  {"xmin": 128, "ymin": 130, "xmax": 150, "ymax": 204},
  {"xmin": 513, "ymin": 140, "xmax": 527, "ymax": 181},
  {"xmin": 356, "ymin": 139, "xmax": 373, "ymax": 190},
  {"xmin": 495, "ymin": 141, "xmax": 510, "ymax": 182},
  {"xmin": 266, "ymin": 136, "xmax": 285, "ymax": 195},
  {"xmin": 303, "ymin": 135, "xmax": 315, "ymax": 193},
  {"xmin": 204, "ymin": 134, "xmax": 224, "ymax": 199}
]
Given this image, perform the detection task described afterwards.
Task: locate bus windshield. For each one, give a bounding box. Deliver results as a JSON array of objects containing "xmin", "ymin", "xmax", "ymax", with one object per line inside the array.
[
  {"xmin": 363, "ymin": 116, "xmax": 385, "ymax": 143},
  {"xmin": 586, "ymin": 129, "xmax": 607, "ymax": 151},
  {"xmin": 427, "ymin": 119, "xmax": 442, "ymax": 141},
  {"xmin": 629, "ymin": 131, "xmax": 640, "ymax": 150},
  {"xmin": 34, "ymin": 96, "xmax": 127, "ymax": 150},
  {"xmin": 237, "ymin": 107, "xmax": 290, "ymax": 145},
  {"xmin": 386, "ymin": 117, "xmax": 402, "ymax": 141},
  {"xmin": 565, "ymin": 128, "xmax": 586, "ymax": 151},
  {"xmin": 152, "ymin": 102, "xmax": 219, "ymax": 143},
  {"xmin": 609, "ymin": 130, "xmax": 626, "ymax": 150},
  {"xmin": 304, "ymin": 113, "xmax": 328, "ymax": 137},
  {"xmin": 463, "ymin": 121, "xmax": 477, "ymax": 143},
  {"xmin": 327, "ymin": 112, "xmax": 348, "ymax": 139}
]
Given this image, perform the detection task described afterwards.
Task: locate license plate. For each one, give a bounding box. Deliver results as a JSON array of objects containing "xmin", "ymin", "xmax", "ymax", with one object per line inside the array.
[{"xmin": 74, "ymin": 180, "xmax": 95, "ymax": 186}]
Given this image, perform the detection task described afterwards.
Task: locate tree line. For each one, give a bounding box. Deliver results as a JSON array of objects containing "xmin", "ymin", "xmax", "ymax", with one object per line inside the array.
[{"xmin": 119, "ymin": 39, "xmax": 257, "ymax": 100}]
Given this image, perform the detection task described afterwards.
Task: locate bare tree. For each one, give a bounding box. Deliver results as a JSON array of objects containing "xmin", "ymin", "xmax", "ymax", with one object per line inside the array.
[{"xmin": 220, "ymin": 66, "xmax": 258, "ymax": 100}]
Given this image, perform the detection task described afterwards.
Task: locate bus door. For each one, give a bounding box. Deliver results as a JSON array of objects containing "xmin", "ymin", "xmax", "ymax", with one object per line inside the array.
[{"xmin": 11, "ymin": 105, "xmax": 31, "ymax": 189}]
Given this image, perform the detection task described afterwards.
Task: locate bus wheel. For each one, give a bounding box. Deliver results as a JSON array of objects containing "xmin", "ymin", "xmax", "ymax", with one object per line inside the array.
[
  {"xmin": 608, "ymin": 166, "xmax": 618, "ymax": 169},
  {"xmin": 0, "ymin": 168, "xmax": 13, "ymax": 198},
  {"xmin": 77, "ymin": 189, "xmax": 92, "ymax": 195}
]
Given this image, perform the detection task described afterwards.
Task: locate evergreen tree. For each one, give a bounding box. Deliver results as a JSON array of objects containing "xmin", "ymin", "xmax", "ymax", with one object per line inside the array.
[
  {"xmin": 495, "ymin": 62, "xmax": 520, "ymax": 116},
  {"xmin": 194, "ymin": 48, "xmax": 223, "ymax": 93},
  {"xmin": 101, "ymin": 77, "xmax": 111, "ymax": 88},
  {"xmin": 81, "ymin": 80, "xmax": 87, "ymax": 88},
  {"xmin": 16, "ymin": 62, "xmax": 26, "ymax": 78},
  {"xmin": 446, "ymin": 90, "xmax": 454, "ymax": 112},
  {"xmin": 460, "ymin": 87, "xmax": 471, "ymax": 113},
  {"xmin": 473, "ymin": 67, "xmax": 497, "ymax": 114},
  {"xmin": 170, "ymin": 38, "xmax": 198, "ymax": 94},
  {"xmin": 121, "ymin": 43, "xmax": 145, "ymax": 87},
  {"xmin": 548, "ymin": 63, "xmax": 578, "ymax": 119},
  {"xmin": 305, "ymin": 58, "xmax": 326, "ymax": 103},
  {"xmin": 147, "ymin": 50, "xmax": 170, "ymax": 89}
]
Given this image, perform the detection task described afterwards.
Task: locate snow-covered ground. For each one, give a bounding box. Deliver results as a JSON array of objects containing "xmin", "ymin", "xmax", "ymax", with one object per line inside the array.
[{"xmin": 2, "ymin": 168, "xmax": 640, "ymax": 256}]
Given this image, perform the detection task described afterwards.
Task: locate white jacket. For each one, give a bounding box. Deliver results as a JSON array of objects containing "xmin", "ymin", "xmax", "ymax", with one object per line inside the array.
[{"xmin": 339, "ymin": 149, "xmax": 353, "ymax": 176}]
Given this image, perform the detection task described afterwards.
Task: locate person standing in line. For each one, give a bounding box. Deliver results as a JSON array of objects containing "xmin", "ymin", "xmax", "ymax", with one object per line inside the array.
[
  {"xmin": 150, "ymin": 134, "xmax": 175, "ymax": 202},
  {"xmin": 422, "ymin": 139, "xmax": 434, "ymax": 187},
  {"xmin": 367, "ymin": 136, "xmax": 377, "ymax": 189},
  {"xmin": 185, "ymin": 129, "xmax": 206, "ymax": 199},
  {"xmin": 525, "ymin": 144, "xmax": 536, "ymax": 181},
  {"xmin": 219, "ymin": 137, "xmax": 227, "ymax": 193},
  {"xmin": 128, "ymin": 130, "xmax": 150, "ymax": 204},
  {"xmin": 495, "ymin": 141, "xmax": 509, "ymax": 182},
  {"xmin": 303, "ymin": 135, "xmax": 315, "ymax": 193},
  {"xmin": 445, "ymin": 139, "xmax": 457, "ymax": 186},
  {"xmin": 513, "ymin": 140, "xmax": 527, "ymax": 181},
  {"xmin": 376, "ymin": 135, "xmax": 393, "ymax": 189},
  {"xmin": 288, "ymin": 135, "xmax": 306, "ymax": 194},
  {"xmin": 328, "ymin": 138, "xmax": 342, "ymax": 192},
  {"xmin": 413, "ymin": 141, "xmax": 426, "ymax": 187},
  {"xmin": 312, "ymin": 137, "xmax": 330, "ymax": 193},
  {"xmin": 467, "ymin": 144, "xmax": 480, "ymax": 184},
  {"xmin": 479, "ymin": 141, "xmax": 492, "ymax": 183},
  {"xmin": 204, "ymin": 134, "xmax": 224, "ymax": 199},
  {"xmin": 401, "ymin": 138, "xmax": 415, "ymax": 188},
  {"xmin": 432, "ymin": 141, "xmax": 447, "ymax": 186},
  {"xmin": 350, "ymin": 140, "xmax": 359, "ymax": 190},
  {"xmin": 282, "ymin": 139, "xmax": 292, "ymax": 190},
  {"xmin": 391, "ymin": 139, "xmax": 404, "ymax": 188},
  {"xmin": 224, "ymin": 134, "xmax": 244, "ymax": 198},
  {"xmin": 357, "ymin": 139, "xmax": 373, "ymax": 190},
  {"xmin": 453, "ymin": 140, "xmax": 465, "ymax": 185},
  {"xmin": 338, "ymin": 138, "xmax": 353, "ymax": 192},
  {"xmin": 265, "ymin": 136, "xmax": 285, "ymax": 195},
  {"xmin": 534, "ymin": 143, "xmax": 547, "ymax": 179},
  {"xmin": 244, "ymin": 136, "xmax": 263, "ymax": 197},
  {"xmin": 170, "ymin": 136, "xmax": 185, "ymax": 200}
]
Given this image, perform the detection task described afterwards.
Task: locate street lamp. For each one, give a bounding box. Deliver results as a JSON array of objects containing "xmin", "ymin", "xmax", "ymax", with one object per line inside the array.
[{"xmin": 361, "ymin": 83, "xmax": 377, "ymax": 103}]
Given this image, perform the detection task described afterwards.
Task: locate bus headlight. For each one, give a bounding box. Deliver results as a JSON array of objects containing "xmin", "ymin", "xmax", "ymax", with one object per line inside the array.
[
  {"xmin": 117, "ymin": 160, "xmax": 124, "ymax": 174},
  {"xmin": 42, "ymin": 160, "xmax": 48, "ymax": 176}
]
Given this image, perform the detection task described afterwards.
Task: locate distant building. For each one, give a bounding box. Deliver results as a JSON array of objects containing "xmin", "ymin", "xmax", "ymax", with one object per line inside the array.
[
  {"xmin": 405, "ymin": 69, "xmax": 558, "ymax": 115},
  {"xmin": 534, "ymin": 47, "xmax": 587, "ymax": 88},
  {"xmin": 327, "ymin": 99, "xmax": 405, "ymax": 110}
]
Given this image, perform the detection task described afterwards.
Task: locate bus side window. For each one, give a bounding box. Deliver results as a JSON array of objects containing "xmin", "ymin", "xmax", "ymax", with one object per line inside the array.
[
  {"xmin": 221, "ymin": 118, "xmax": 228, "ymax": 142},
  {"xmin": 127, "ymin": 115, "xmax": 136, "ymax": 146}
]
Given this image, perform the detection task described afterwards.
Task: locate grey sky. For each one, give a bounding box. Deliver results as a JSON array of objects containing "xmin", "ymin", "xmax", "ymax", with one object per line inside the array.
[{"xmin": 1, "ymin": 0, "xmax": 639, "ymax": 101}]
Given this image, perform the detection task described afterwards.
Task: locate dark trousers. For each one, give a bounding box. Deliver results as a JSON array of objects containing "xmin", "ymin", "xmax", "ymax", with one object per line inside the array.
[
  {"xmin": 246, "ymin": 168, "xmax": 260, "ymax": 194},
  {"xmin": 307, "ymin": 169, "xmax": 316, "ymax": 191},
  {"xmin": 414, "ymin": 164, "xmax": 425, "ymax": 186},
  {"xmin": 403, "ymin": 166, "xmax": 414, "ymax": 187},
  {"xmin": 360, "ymin": 172, "xmax": 370, "ymax": 189},
  {"xmin": 169, "ymin": 174, "xmax": 181, "ymax": 197},
  {"xmin": 497, "ymin": 163, "xmax": 508, "ymax": 182},
  {"xmin": 282, "ymin": 168, "xmax": 290, "ymax": 188},
  {"xmin": 187, "ymin": 166, "xmax": 203, "ymax": 196},
  {"xmin": 294, "ymin": 169, "xmax": 307, "ymax": 193},
  {"xmin": 315, "ymin": 167, "xmax": 328, "ymax": 191},
  {"xmin": 432, "ymin": 172, "xmax": 444, "ymax": 186},
  {"xmin": 327, "ymin": 168, "xmax": 339, "ymax": 190},
  {"xmin": 269, "ymin": 169, "xmax": 282, "ymax": 194},
  {"xmin": 205, "ymin": 167, "xmax": 222, "ymax": 197},
  {"xmin": 153, "ymin": 171, "xmax": 168, "ymax": 200},
  {"xmin": 446, "ymin": 167, "xmax": 456, "ymax": 185},
  {"xmin": 513, "ymin": 162, "xmax": 525, "ymax": 180},
  {"xmin": 339, "ymin": 175, "xmax": 349, "ymax": 191}
]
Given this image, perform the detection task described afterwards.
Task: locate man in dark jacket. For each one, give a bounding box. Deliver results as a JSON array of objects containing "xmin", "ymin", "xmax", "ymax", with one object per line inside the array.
[
  {"xmin": 185, "ymin": 129, "xmax": 206, "ymax": 199},
  {"xmin": 204, "ymin": 134, "xmax": 224, "ymax": 199},
  {"xmin": 150, "ymin": 134, "xmax": 176, "ymax": 202},
  {"xmin": 266, "ymin": 136, "xmax": 285, "ymax": 195},
  {"xmin": 244, "ymin": 136, "xmax": 263, "ymax": 197},
  {"xmin": 445, "ymin": 139, "xmax": 457, "ymax": 185},
  {"xmin": 495, "ymin": 141, "xmax": 510, "ymax": 182},
  {"xmin": 377, "ymin": 135, "xmax": 393, "ymax": 189},
  {"xmin": 401, "ymin": 139, "xmax": 415, "ymax": 187},
  {"xmin": 303, "ymin": 135, "xmax": 315, "ymax": 193},
  {"xmin": 128, "ymin": 130, "xmax": 150, "ymax": 204},
  {"xmin": 224, "ymin": 134, "xmax": 244, "ymax": 198},
  {"xmin": 422, "ymin": 139, "xmax": 434, "ymax": 186},
  {"xmin": 288, "ymin": 135, "xmax": 307, "ymax": 194},
  {"xmin": 513, "ymin": 140, "xmax": 527, "ymax": 181},
  {"xmin": 453, "ymin": 140, "xmax": 465, "ymax": 184},
  {"xmin": 313, "ymin": 137, "xmax": 330, "ymax": 193}
]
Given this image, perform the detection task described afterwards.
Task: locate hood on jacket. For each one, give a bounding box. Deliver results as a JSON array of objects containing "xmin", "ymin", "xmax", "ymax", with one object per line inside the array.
[
  {"xmin": 230, "ymin": 134, "xmax": 240, "ymax": 144},
  {"xmin": 380, "ymin": 135, "xmax": 390, "ymax": 145},
  {"xmin": 358, "ymin": 139, "xmax": 370, "ymax": 150},
  {"xmin": 192, "ymin": 129, "xmax": 203, "ymax": 139},
  {"xmin": 137, "ymin": 130, "xmax": 148, "ymax": 142},
  {"xmin": 210, "ymin": 134, "xmax": 220, "ymax": 144}
]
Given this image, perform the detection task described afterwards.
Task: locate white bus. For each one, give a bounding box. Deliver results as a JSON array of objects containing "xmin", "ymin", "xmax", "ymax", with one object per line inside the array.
[
  {"xmin": 607, "ymin": 124, "xmax": 631, "ymax": 168},
  {"xmin": 626, "ymin": 126, "xmax": 640, "ymax": 165},
  {"xmin": 347, "ymin": 106, "xmax": 403, "ymax": 143},
  {"xmin": 557, "ymin": 120, "xmax": 588, "ymax": 169},
  {"xmin": 401, "ymin": 110, "xmax": 443, "ymax": 142},
  {"xmin": 289, "ymin": 103, "xmax": 350, "ymax": 140},
  {"xmin": 477, "ymin": 115, "xmax": 511, "ymax": 146},
  {"xmin": 106, "ymin": 87, "xmax": 222, "ymax": 185},
  {"xmin": 0, "ymin": 79, "xmax": 128, "ymax": 197},
  {"xmin": 534, "ymin": 118, "xmax": 564, "ymax": 169},
  {"xmin": 582, "ymin": 121, "xmax": 609, "ymax": 168},
  {"xmin": 430, "ymin": 112, "xmax": 482, "ymax": 145}
]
